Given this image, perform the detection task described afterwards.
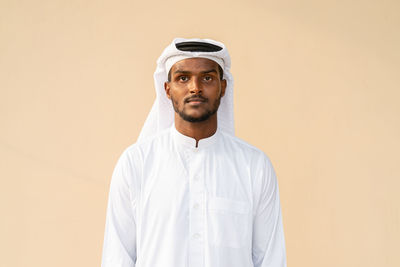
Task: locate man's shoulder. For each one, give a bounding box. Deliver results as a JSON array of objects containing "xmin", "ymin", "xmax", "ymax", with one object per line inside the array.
[
  {"xmin": 220, "ymin": 132, "xmax": 276, "ymax": 178},
  {"xmin": 122, "ymin": 127, "xmax": 171, "ymax": 156},
  {"xmin": 220, "ymin": 131, "xmax": 269, "ymax": 159}
]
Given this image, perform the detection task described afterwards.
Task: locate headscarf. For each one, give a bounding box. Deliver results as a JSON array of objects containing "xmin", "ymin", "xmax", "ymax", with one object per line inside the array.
[{"xmin": 137, "ymin": 37, "xmax": 234, "ymax": 142}]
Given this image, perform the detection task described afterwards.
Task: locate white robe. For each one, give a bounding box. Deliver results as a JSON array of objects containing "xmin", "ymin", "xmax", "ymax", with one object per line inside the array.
[{"xmin": 101, "ymin": 125, "xmax": 286, "ymax": 267}]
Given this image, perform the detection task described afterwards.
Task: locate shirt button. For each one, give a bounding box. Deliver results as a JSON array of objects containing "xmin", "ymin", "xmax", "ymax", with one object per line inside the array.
[
  {"xmin": 193, "ymin": 203, "xmax": 200, "ymax": 209},
  {"xmin": 193, "ymin": 233, "xmax": 201, "ymax": 239}
]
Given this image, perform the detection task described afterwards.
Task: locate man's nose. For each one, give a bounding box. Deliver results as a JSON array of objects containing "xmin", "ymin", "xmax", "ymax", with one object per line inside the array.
[{"xmin": 189, "ymin": 77, "xmax": 202, "ymax": 94}]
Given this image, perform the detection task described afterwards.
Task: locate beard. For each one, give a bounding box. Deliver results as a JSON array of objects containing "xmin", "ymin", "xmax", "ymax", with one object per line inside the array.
[{"xmin": 171, "ymin": 94, "xmax": 222, "ymax": 123}]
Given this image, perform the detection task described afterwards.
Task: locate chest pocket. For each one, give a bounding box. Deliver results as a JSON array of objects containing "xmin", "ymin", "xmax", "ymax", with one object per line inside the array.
[{"xmin": 207, "ymin": 196, "xmax": 251, "ymax": 248}]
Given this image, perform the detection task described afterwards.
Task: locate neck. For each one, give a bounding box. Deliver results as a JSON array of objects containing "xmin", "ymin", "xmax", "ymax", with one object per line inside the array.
[{"xmin": 174, "ymin": 114, "xmax": 218, "ymax": 147}]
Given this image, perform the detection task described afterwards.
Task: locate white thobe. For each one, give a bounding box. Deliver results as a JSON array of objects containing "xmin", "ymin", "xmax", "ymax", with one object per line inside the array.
[{"xmin": 101, "ymin": 125, "xmax": 286, "ymax": 267}]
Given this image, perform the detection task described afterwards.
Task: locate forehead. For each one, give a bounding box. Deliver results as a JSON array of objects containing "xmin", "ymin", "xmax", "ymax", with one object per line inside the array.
[{"xmin": 171, "ymin": 57, "xmax": 219, "ymax": 72}]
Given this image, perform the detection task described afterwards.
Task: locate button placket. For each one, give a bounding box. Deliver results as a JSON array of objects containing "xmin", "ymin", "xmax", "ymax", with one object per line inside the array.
[{"xmin": 188, "ymin": 151, "xmax": 205, "ymax": 267}]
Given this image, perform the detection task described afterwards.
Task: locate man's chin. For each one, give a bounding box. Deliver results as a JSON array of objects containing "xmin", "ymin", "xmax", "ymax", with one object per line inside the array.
[{"xmin": 179, "ymin": 112, "xmax": 210, "ymax": 123}]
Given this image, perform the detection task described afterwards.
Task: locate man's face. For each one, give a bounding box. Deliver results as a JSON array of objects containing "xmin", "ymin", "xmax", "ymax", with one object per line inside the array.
[{"xmin": 164, "ymin": 58, "xmax": 227, "ymax": 123}]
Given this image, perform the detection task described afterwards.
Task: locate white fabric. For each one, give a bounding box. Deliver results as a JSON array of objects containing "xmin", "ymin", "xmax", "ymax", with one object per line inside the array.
[
  {"xmin": 101, "ymin": 125, "xmax": 286, "ymax": 267},
  {"xmin": 137, "ymin": 38, "xmax": 235, "ymax": 143}
]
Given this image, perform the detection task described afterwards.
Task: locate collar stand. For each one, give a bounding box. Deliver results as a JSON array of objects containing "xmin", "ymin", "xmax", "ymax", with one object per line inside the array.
[{"xmin": 171, "ymin": 124, "xmax": 219, "ymax": 149}]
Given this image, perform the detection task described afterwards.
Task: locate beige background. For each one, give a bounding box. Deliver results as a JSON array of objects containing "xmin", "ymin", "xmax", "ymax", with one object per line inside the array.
[{"xmin": 1, "ymin": 0, "xmax": 399, "ymax": 266}]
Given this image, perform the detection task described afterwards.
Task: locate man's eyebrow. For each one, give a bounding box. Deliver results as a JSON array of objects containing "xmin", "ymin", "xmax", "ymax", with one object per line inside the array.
[
  {"xmin": 173, "ymin": 70, "xmax": 191, "ymax": 74},
  {"xmin": 201, "ymin": 69, "xmax": 218, "ymax": 74}
]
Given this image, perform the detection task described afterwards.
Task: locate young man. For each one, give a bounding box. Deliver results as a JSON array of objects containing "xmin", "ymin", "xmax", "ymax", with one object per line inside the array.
[{"xmin": 101, "ymin": 38, "xmax": 287, "ymax": 267}]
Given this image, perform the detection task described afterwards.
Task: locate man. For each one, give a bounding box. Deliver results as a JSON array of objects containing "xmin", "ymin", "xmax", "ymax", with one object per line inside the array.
[{"xmin": 101, "ymin": 38, "xmax": 286, "ymax": 267}]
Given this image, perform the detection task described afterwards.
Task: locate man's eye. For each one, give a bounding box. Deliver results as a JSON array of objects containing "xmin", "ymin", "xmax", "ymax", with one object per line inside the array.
[
  {"xmin": 204, "ymin": 76, "xmax": 212, "ymax": 81},
  {"xmin": 179, "ymin": 76, "xmax": 188, "ymax": 81}
]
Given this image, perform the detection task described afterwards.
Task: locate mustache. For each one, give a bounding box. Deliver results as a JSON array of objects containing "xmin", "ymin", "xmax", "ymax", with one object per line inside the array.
[{"xmin": 184, "ymin": 95, "xmax": 208, "ymax": 103}]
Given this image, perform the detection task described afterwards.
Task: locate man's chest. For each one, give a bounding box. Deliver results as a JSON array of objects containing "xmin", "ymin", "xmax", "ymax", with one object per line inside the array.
[
  {"xmin": 136, "ymin": 151, "xmax": 254, "ymax": 249},
  {"xmin": 139, "ymin": 151, "xmax": 252, "ymax": 206}
]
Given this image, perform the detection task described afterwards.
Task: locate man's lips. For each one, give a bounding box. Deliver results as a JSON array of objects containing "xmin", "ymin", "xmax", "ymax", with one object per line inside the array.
[{"xmin": 185, "ymin": 97, "xmax": 207, "ymax": 103}]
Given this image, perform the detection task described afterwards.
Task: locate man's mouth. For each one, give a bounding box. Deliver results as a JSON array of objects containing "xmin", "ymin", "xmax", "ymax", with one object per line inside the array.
[{"xmin": 186, "ymin": 97, "xmax": 207, "ymax": 103}]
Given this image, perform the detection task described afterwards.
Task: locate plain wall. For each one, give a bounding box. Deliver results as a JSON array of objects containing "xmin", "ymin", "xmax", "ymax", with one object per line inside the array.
[{"xmin": 1, "ymin": 0, "xmax": 399, "ymax": 266}]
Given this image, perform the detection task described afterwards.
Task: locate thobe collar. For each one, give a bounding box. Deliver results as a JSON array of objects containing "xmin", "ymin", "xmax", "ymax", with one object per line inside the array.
[{"xmin": 171, "ymin": 123, "xmax": 219, "ymax": 150}]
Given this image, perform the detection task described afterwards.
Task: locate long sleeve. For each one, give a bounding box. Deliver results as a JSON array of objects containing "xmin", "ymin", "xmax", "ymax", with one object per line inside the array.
[
  {"xmin": 101, "ymin": 150, "xmax": 137, "ymax": 267},
  {"xmin": 252, "ymin": 157, "xmax": 286, "ymax": 267}
]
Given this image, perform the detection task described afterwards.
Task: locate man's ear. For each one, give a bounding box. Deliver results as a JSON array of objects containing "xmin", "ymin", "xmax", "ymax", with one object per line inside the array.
[
  {"xmin": 164, "ymin": 82, "xmax": 171, "ymax": 99},
  {"xmin": 220, "ymin": 79, "xmax": 227, "ymax": 97}
]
